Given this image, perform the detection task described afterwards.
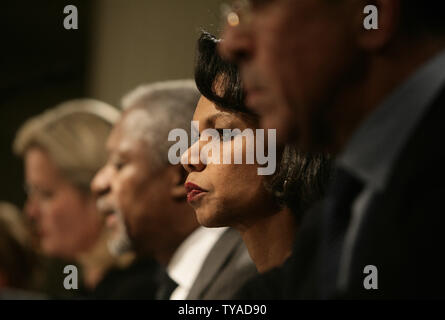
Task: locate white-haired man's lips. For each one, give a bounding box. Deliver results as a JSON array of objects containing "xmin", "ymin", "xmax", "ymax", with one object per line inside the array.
[
  {"xmin": 96, "ymin": 198, "xmax": 119, "ymax": 228},
  {"xmin": 106, "ymin": 213, "xmax": 118, "ymax": 229}
]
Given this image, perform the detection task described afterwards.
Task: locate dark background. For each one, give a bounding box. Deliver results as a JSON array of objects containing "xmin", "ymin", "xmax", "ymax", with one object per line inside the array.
[
  {"xmin": 1, "ymin": 0, "xmax": 223, "ymax": 208},
  {"xmin": 1, "ymin": 0, "xmax": 91, "ymax": 206}
]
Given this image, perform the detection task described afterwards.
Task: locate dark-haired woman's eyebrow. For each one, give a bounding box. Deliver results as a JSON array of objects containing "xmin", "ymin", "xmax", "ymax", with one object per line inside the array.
[{"xmin": 205, "ymin": 113, "xmax": 233, "ymax": 127}]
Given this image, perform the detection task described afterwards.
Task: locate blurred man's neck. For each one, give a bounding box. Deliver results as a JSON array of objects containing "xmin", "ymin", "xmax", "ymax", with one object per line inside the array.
[{"xmin": 328, "ymin": 35, "xmax": 445, "ymax": 154}]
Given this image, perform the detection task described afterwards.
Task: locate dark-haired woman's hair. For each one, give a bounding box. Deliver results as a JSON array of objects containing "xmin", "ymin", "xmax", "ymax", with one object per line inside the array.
[
  {"xmin": 266, "ymin": 147, "xmax": 332, "ymax": 221},
  {"xmin": 194, "ymin": 31, "xmax": 332, "ymax": 223},
  {"xmin": 195, "ymin": 31, "xmax": 255, "ymax": 116}
]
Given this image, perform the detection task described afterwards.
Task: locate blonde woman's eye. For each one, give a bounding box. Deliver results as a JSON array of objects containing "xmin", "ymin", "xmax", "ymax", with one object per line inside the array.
[
  {"xmin": 41, "ymin": 190, "xmax": 54, "ymax": 200},
  {"xmin": 25, "ymin": 185, "xmax": 54, "ymax": 200}
]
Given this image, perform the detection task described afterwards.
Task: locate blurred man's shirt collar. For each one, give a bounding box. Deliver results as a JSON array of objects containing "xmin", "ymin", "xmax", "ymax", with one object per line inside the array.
[
  {"xmin": 335, "ymin": 48, "xmax": 445, "ymax": 292},
  {"xmin": 338, "ymin": 48, "xmax": 445, "ymax": 190}
]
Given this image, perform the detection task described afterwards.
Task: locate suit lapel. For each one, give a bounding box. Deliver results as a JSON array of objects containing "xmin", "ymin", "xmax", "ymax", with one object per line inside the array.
[
  {"xmin": 186, "ymin": 228, "xmax": 242, "ymax": 299},
  {"xmin": 344, "ymin": 85, "xmax": 445, "ymax": 298}
]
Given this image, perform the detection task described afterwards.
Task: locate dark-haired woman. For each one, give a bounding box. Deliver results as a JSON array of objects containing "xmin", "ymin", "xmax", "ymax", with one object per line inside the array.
[{"xmin": 182, "ymin": 32, "xmax": 331, "ymax": 273}]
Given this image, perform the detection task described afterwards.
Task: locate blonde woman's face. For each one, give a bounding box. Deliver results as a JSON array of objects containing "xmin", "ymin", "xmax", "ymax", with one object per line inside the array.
[{"xmin": 24, "ymin": 147, "xmax": 102, "ymax": 260}]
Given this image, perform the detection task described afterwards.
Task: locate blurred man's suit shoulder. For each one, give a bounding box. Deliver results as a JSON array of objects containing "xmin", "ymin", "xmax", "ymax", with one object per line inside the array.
[{"xmin": 239, "ymin": 83, "xmax": 445, "ymax": 299}]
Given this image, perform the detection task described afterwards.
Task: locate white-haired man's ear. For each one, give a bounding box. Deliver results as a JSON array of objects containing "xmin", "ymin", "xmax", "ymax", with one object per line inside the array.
[{"xmin": 170, "ymin": 165, "xmax": 188, "ymax": 200}]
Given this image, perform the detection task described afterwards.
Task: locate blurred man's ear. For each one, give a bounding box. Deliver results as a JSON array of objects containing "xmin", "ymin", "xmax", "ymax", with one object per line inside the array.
[
  {"xmin": 170, "ymin": 164, "xmax": 188, "ymax": 200},
  {"xmin": 355, "ymin": 0, "xmax": 401, "ymax": 51}
]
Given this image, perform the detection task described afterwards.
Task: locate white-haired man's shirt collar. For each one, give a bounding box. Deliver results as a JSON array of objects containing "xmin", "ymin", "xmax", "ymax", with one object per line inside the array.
[{"xmin": 167, "ymin": 226, "xmax": 228, "ymax": 300}]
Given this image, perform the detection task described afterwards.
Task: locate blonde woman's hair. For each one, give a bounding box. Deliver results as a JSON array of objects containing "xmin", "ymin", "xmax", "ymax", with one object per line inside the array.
[{"xmin": 13, "ymin": 99, "xmax": 120, "ymax": 189}]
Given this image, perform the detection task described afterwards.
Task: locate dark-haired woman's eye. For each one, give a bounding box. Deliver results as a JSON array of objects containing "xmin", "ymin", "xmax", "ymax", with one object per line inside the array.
[
  {"xmin": 216, "ymin": 128, "xmax": 235, "ymax": 142},
  {"xmin": 114, "ymin": 160, "xmax": 126, "ymax": 171}
]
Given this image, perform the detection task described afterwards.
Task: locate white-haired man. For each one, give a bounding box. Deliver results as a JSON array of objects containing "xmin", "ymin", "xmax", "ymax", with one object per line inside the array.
[{"xmin": 92, "ymin": 80, "xmax": 257, "ymax": 299}]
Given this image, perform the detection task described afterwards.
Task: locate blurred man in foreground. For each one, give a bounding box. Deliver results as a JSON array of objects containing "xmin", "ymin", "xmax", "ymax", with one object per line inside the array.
[{"xmin": 220, "ymin": 0, "xmax": 445, "ymax": 298}]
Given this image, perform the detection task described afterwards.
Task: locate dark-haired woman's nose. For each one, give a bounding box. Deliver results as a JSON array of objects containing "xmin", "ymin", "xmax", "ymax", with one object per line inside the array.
[{"xmin": 181, "ymin": 141, "xmax": 206, "ymax": 173}]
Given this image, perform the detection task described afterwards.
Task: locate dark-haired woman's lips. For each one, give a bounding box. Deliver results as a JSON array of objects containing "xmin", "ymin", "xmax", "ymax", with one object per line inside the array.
[{"xmin": 185, "ymin": 182, "xmax": 208, "ymax": 203}]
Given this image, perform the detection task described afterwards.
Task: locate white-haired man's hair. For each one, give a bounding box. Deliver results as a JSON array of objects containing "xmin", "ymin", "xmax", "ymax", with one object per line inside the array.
[{"xmin": 120, "ymin": 79, "xmax": 200, "ymax": 169}]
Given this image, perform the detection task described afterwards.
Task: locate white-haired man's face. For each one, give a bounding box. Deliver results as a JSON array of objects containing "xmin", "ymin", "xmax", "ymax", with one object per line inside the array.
[
  {"xmin": 92, "ymin": 110, "xmax": 197, "ymax": 259},
  {"xmin": 94, "ymin": 187, "xmax": 132, "ymax": 257}
]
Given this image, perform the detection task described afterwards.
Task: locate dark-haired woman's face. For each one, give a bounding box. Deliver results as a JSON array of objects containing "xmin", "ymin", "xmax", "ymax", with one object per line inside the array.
[{"xmin": 182, "ymin": 96, "xmax": 278, "ymax": 229}]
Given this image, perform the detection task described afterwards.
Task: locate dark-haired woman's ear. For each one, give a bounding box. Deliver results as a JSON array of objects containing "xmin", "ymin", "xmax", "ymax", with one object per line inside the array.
[{"xmin": 170, "ymin": 165, "xmax": 188, "ymax": 200}]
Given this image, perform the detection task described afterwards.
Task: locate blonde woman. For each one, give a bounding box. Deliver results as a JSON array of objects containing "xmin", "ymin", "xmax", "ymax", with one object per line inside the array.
[{"xmin": 13, "ymin": 99, "xmax": 130, "ymax": 295}]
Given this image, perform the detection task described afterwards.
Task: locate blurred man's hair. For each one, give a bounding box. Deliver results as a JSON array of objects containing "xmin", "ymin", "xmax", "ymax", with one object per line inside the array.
[
  {"xmin": 13, "ymin": 99, "xmax": 120, "ymax": 191},
  {"xmin": 121, "ymin": 79, "xmax": 200, "ymax": 169}
]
